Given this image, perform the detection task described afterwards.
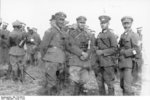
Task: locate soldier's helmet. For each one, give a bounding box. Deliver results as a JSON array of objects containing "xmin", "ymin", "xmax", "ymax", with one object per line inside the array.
[
  {"xmin": 54, "ymin": 12, "xmax": 67, "ymax": 20},
  {"xmin": 76, "ymin": 16, "xmax": 87, "ymax": 22},
  {"xmin": 121, "ymin": 16, "xmax": 133, "ymax": 24},
  {"xmin": 98, "ymin": 15, "xmax": 111, "ymax": 23},
  {"xmin": 12, "ymin": 20, "xmax": 22, "ymax": 27}
]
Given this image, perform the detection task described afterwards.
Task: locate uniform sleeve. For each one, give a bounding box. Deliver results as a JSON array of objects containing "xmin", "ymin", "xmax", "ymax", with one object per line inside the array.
[
  {"xmin": 40, "ymin": 29, "xmax": 54, "ymax": 57},
  {"xmin": 123, "ymin": 33, "xmax": 139, "ymax": 57},
  {"xmin": 65, "ymin": 33, "xmax": 83, "ymax": 57},
  {"xmin": 103, "ymin": 33, "xmax": 118, "ymax": 56}
]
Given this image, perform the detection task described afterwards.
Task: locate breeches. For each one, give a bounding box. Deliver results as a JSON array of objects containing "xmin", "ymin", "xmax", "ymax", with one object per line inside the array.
[
  {"xmin": 69, "ymin": 66, "xmax": 98, "ymax": 90},
  {"xmin": 43, "ymin": 61, "xmax": 64, "ymax": 88},
  {"xmin": 120, "ymin": 68, "xmax": 133, "ymax": 95},
  {"xmin": 96, "ymin": 66, "xmax": 115, "ymax": 95},
  {"xmin": 9, "ymin": 55, "xmax": 25, "ymax": 71}
]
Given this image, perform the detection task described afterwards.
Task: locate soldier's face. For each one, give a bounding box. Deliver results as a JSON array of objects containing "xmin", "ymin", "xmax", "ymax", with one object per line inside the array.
[
  {"xmin": 100, "ymin": 22, "xmax": 109, "ymax": 30},
  {"xmin": 55, "ymin": 17, "xmax": 65, "ymax": 28},
  {"xmin": 77, "ymin": 21, "xmax": 86, "ymax": 30},
  {"xmin": 122, "ymin": 22, "xmax": 132, "ymax": 30}
]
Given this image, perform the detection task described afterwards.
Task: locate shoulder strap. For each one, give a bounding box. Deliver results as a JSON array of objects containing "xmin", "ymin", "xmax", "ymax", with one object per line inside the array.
[{"xmin": 74, "ymin": 31, "xmax": 82, "ymax": 39}]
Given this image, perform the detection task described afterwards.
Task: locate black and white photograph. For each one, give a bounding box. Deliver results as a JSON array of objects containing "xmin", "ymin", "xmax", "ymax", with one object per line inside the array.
[{"xmin": 0, "ymin": 0, "xmax": 150, "ymax": 98}]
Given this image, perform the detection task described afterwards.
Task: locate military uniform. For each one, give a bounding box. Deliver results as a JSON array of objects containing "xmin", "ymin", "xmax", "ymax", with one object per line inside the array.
[
  {"xmin": 40, "ymin": 12, "xmax": 68, "ymax": 95},
  {"xmin": 118, "ymin": 16, "xmax": 140, "ymax": 95},
  {"xmin": 66, "ymin": 16, "xmax": 98, "ymax": 95},
  {"xmin": 132, "ymin": 27, "xmax": 143, "ymax": 83},
  {"xmin": 95, "ymin": 15, "xmax": 118, "ymax": 95},
  {"xmin": 0, "ymin": 23, "xmax": 10, "ymax": 65},
  {"xmin": 26, "ymin": 28, "xmax": 41, "ymax": 66},
  {"xmin": 8, "ymin": 20, "xmax": 26, "ymax": 82}
]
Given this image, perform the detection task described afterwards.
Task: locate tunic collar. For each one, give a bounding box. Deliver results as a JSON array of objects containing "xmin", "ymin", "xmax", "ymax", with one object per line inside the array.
[{"xmin": 124, "ymin": 29, "xmax": 132, "ymax": 35}]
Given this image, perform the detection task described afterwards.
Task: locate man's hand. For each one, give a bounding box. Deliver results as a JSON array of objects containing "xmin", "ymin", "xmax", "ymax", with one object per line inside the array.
[
  {"xmin": 96, "ymin": 50, "xmax": 103, "ymax": 55},
  {"xmin": 80, "ymin": 55, "xmax": 87, "ymax": 61},
  {"xmin": 80, "ymin": 52, "xmax": 89, "ymax": 61},
  {"xmin": 132, "ymin": 50, "xmax": 137, "ymax": 55},
  {"xmin": 81, "ymin": 52, "xmax": 89, "ymax": 58}
]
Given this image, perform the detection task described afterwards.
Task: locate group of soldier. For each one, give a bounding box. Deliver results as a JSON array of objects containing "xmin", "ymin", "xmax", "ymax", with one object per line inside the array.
[
  {"xmin": 0, "ymin": 11, "xmax": 142, "ymax": 96},
  {"xmin": 0, "ymin": 19, "xmax": 41, "ymax": 82}
]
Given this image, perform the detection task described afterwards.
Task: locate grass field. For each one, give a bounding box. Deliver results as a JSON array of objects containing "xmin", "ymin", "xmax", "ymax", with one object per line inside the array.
[{"xmin": 0, "ymin": 62, "xmax": 141, "ymax": 96}]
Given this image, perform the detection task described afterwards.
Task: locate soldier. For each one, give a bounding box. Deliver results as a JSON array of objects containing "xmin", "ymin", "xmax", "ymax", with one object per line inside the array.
[
  {"xmin": 118, "ymin": 16, "xmax": 140, "ymax": 95},
  {"xmin": 132, "ymin": 27, "xmax": 143, "ymax": 84},
  {"xmin": 66, "ymin": 16, "xmax": 98, "ymax": 95},
  {"xmin": 26, "ymin": 27, "xmax": 41, "ymax": 66},
  {"xmin": 95, "ymin": 15, "xmax": 118, "ymax": 95},
  {"xmin": 31, "ymin": 27, "xmax": 41, "ymax": 65},
  {"xmin": 8, "ymin": 20, "xmax": 27, "ymax": 82},
  {"xmin": 40, "ymin": 12, "xmax": 68, "ymax": 95},
  {"xmin": 0, "ymin": 22, "xmax": 10, "ymax": 66}
]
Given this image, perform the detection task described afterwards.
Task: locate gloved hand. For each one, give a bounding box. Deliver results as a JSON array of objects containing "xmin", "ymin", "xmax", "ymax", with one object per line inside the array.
[
  {"xmin": 81, "ymin": 52, "xmax": 89, "ymax": 58},
  {"xmin": 80, "ymin": 55, "xmax": 87, "ymax": 61}
]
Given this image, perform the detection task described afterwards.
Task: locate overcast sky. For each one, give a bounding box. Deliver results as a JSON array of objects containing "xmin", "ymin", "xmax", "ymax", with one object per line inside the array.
[
  {"xmin": 1, "ymin": 0, "xmax": 149, "ymax": 37},
  {"xmin": 1, "ymin": 0, "xmax": 150, "ymax": 95}
]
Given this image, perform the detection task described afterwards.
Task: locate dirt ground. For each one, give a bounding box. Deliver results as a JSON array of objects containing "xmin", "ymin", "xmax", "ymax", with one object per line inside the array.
[{"xmin": 0, "ymin": 63, "xmax": 141, "ymax": 96}]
